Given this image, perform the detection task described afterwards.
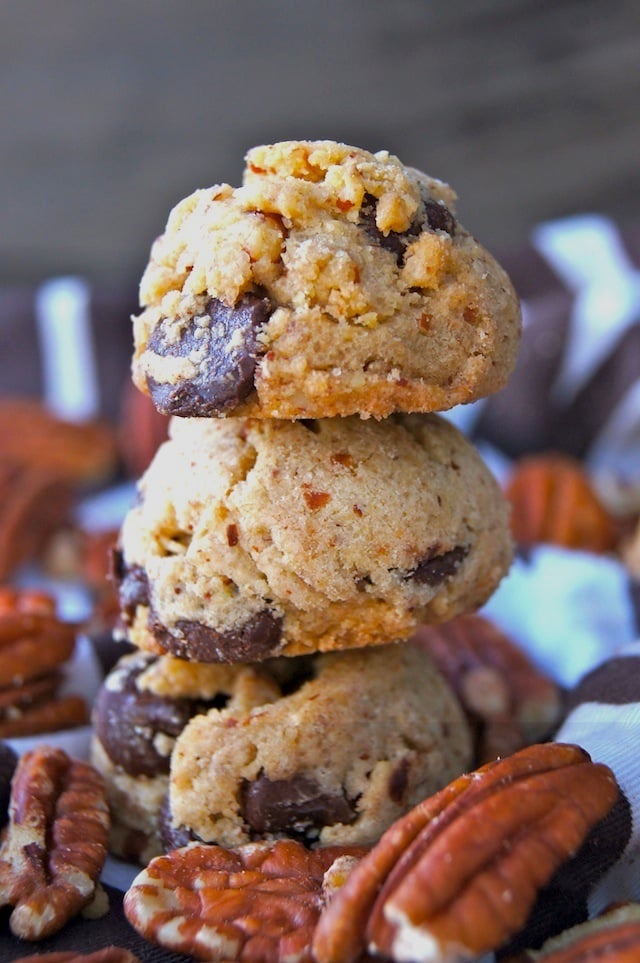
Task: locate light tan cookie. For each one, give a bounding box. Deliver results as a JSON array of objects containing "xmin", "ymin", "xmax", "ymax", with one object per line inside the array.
[
  {"xmin": 132, "ymin": 140, "xmax": 520, "ymax": 420},
  {"xmin": 167, "ymin": 643, "xmax": 472, "ymax": 849},
  {"xmin": 115, "ymin": 413, "xmax": 512, "ymax": 662}
]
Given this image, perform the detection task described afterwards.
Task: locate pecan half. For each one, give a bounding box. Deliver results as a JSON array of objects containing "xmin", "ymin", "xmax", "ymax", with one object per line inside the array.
[
  {"xmin": 413, "ymin": 614, "xmax": 563, "ymax": 763},
  {"xmin": 0, "ymin": 599, "xmax": 76, "ymax": 687},
  {"xmin": 0, "ymin": 459, "xmax": 73, "ymax": 580},
  {"xmin": 0, "ymin": 398, "xmax": 119, "ymax": 485},
  {"xmin": 505, "ymin": 453, "xmax": 618, "ymax": 553},
  {"xmin": 0, "ymin": 692, "xmax": 89, "ymax": 738},
  {"xmin": 0, "ymin": 746, "xmax": 109, "ymax": 940},
  {"xmin": 123, "ymin": 839, "xmax": 366, "ymax": 962},
  {"xmin": 12, "ymin": 950, "xmax": 141, "ymax": 963},
  {"xmin": 313, "ymin": 743, "xmax": 620, "ymax": 963}
]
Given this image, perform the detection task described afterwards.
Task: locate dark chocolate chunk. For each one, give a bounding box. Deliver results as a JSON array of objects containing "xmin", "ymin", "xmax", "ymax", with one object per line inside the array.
[
  {"xmin": 111, "ymin": 551, "xmax": 150, "ymax": 622},
  {"xmin": 151, "ymin": 610, "xmax": 283, "ymax": 663},
  {"xmin": 359, "ymin": 191, "xmax": 455, "ymax": 266},
  {"xmin": 94, "ymin": 655, "xmax": 215, "ymax": 777},
  {"xmin": 146, "ymin": 292, "xmax": 272, "ymax": 416},
  {"xmin": 0, "ymin": 741, "xmax": 17, "ymax": 827},
  {"xmin": 388, "ymin": 757, "xmax": 410, "ymax": 804},
  {"xmin": 423, "ymin": 197, "xmax": 456, "ymax": 235},
  {"xmin": 159, "ymin": 792, "xmax": 200, "ymax": 852},
  {"xmin": 240, "ymin": 772, "xmax": 357, "ymax": 843},
  {"xmin": 405, "ymin": 545, "xmax": 468, "ymax": 586},
  {"xmin": 359, "ymin": 193, "xmax": 408, "ymax": 263}
]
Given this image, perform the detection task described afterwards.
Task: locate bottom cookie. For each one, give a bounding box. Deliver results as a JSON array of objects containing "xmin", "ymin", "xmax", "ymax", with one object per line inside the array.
[{"xmin": 92, "ymin": 643, "xmax": 472, "ymax": 857}]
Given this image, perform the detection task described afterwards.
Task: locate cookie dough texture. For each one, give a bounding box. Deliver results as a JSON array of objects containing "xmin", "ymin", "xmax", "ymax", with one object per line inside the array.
[
  {"xmin": 168, "ymin": 643, "xmax": 473, "ymax": 848},
  {"xmin": 132, "ymin": 140, "xmax": 521, "ymax": 420},
  {"xmin": 116, "ymin": 413, "xmax": 512, "ymax": 662}
]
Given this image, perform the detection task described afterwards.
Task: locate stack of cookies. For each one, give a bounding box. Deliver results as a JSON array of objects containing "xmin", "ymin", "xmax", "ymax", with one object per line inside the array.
[{"xmin": 91, "ymin": 141, "xmax": 520, "ymax": 863}]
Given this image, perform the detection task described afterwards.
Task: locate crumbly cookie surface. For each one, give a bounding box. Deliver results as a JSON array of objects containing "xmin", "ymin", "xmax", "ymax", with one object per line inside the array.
[
  {"xmin": 116, "ymin": 413, "xmax": 512, "ymax": 662},
  {"xmin": 132, "ymin": 140, "xmax": 520, "ymax": 419},
  {"xmin": 168, "ymin": 643, "xmax": 472, "ymax": 848}
]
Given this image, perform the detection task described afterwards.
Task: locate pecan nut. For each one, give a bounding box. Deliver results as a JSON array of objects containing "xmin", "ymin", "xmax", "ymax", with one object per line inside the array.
[
  {"xmin": 123, "ymin": 839, "xmax": 366, "ymax": 962},
  {"xmin": 505, "ymin": 453, "xmax": 618, "ymax": 553},
  {"xmin": 0, "ymin": 745, "xmax": 110, "ymax": 940},
  {"xmin": 11, "ymin": 950, "xmax": 141, "ymax": 963},
  {"xmin": 0, "ymin": 692, "xmax": 89, "ymax": 738},
  {"xmin": 413, "ymin": 613, "xmax": 563, "ymax": 763},
  {"xmin": 0, "ymin": 398, "xmax": 119, "ymax": 485},
  {"xmin": 0, "ymin": 590, "xmax": 76, "ymax": 688},
  {"xmin": 313, "ymin": 743, "xmax": 620, "ymax": 963},
  {"xmin": 0, "ymin": 459, "xmax": 73, "ymax": 580}
]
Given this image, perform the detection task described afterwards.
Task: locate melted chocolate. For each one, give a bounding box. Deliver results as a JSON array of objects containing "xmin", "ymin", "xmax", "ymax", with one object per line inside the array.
[
  {"xmin": 159, "ymin": 792, "xmax": 200, "ymax": 852},
  {"xmin": 406, "ymin": 545, "xmax": 468, "ymax": 586},
  {"xmin": 151, "ymin": 610, "xmax": 283, "ymax": 663},
  {"xmin": 94, "ymin": 656, "xmax": 216, "ymax": 777},
  {"xmin": 112, "ymin": 551, "xmax": 150, "ymax": 623},
  {"xmin": 359, "ymin": 191, "xmax": 456, "ymax": 265},
  {"xmin": 240, "ymin": 773, "xmax": 357, "ymax": 843},
  {"xmin": 146, "ymin": 292, "xmax": 272, "ymax": 416}
]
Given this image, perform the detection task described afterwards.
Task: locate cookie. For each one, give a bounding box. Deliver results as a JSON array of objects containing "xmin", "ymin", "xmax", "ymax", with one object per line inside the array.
[
  {"xmin": 115, "ymin": 413, "xmax": 512, "ymax": 662},
  {"xmin": 132, "ymin": 140, "xmax": 520, "ymax": 420},
  {"xmin": 91, "ymin": 651, "xmax": 281, "ymax": 860},
  {"xmin": 167, "ymin": 642, "xmax": 472, "ymax": 849}
]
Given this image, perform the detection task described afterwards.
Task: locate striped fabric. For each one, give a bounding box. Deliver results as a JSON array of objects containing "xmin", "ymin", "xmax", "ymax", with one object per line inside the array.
[{"xmin": 0, "ymin": 276, "xmax": 135, "ymax": 425}]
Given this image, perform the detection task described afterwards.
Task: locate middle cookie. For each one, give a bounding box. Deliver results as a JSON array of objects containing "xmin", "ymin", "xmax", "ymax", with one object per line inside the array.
[{"xmin": 116, "ymin": 413, "xmax": 512, "ymax": 662}]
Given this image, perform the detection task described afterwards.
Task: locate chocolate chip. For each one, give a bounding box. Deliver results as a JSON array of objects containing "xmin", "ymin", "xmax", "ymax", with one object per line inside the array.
[
  {"xmin": 112, "ymin": 552, "xmax": 150, "ymax": 622},
  {"xmin": 359, "ymin": 191, "xmax": 456, "ymax": 266},
  {"xmin": 240, "ymin": 773, "xmax": 357, "ymax": 843},
  {"xmin": 405, "ymin": 545, "xmax": 468, "ymax": 586},
  {"xmin": 423, "ymin": 197, "xmax": 456, "ymax": 235},
  {"xmin": 146, "ymin": 292, "xmax": 272, "ymax": 416},
  {"xmin": 0, "ymin": 741, "xmax": 17, "ymax": 827},
  {"xmin": 151, "ymin": 610, "xmax": 283, "ymax": 663},
  {"xmin": 94, "ymin": 655, "xmax": 217, "ymax": 777},
  {"xmin": 159, "ymin": 792, "xmax": 201, "ymax": 852},
  {"xmin": 359, "ymin": 193, "xmax": 408, "ymax": 263},
  {"xmin": 388, "ymin": 757, "xmax": 410, "ymax": 804}
]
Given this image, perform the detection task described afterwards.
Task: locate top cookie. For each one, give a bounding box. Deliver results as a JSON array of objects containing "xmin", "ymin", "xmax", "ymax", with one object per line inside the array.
[{"xmin": 132, "ymin": 140, "xmax": 521, "ymax": 420}]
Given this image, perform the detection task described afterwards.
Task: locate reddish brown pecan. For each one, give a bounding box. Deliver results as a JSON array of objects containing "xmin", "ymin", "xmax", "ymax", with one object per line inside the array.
[
  {"xmin": 11, "ymin": 950, "xmax": 141, "ymax": 963},
  {"xmin": 313, "ymin": 743, "xmax": 620, "ymax": 963},
  {"xmin": 413, "ymin": 613, "xmax": 563, "ymax": 763},
  {"xmin": 0, "ymin": 459, "xmax": 73, "ymax": 580},
  {"xmin": 505, "ymin": 453, "xmax": 618, "ymax": 553},
  {"xmin": 0, "ymin": 746, "xmax": 110, "ymax": 940},
  {"xmin": 124, "ymin": 839, "xmax": 366, "ymax": 962},
  {"xmin": 0, "ymin": 398, "xmax": 119, "ymax": 485}
]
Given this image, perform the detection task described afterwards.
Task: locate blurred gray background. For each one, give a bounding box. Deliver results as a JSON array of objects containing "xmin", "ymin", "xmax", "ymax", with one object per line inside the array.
[{"xmin": 2, "ymin": 0, "xmax": 639, "ymax": 285}]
